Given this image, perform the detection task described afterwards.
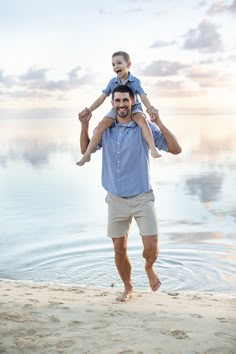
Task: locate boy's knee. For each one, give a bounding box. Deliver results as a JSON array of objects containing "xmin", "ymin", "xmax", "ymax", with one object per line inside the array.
[
  {"xmin": 132, "ymin": 112, "xmax": 147, "ymax": 125},
  {"xmin": 97, "ymin": 117, "xmax": 113, "ymax": 131}
]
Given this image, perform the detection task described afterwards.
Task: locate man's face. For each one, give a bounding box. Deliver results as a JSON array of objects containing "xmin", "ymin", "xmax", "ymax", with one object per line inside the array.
[{"xmin": 112, "ymin": 92, "xmax": 133, "ymax": 119}]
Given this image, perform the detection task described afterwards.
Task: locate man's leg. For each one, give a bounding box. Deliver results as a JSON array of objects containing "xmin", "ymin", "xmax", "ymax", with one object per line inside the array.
[
  {"xmin": 142, "ymin": 235, "xmax": 161, "ymax": 292},
  {"xmin": 112, "ymin": 236, "xmax": 133, "ymax": 302}
]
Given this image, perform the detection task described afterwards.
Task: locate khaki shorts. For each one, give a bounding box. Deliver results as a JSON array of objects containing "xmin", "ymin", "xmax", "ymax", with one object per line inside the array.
[{"xmin": 105, "ymin": 191, "xmax": 158, "ymax": 238}]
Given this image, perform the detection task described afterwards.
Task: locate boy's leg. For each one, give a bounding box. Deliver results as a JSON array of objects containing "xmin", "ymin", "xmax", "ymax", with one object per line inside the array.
[
  {"xmin": 76, "ymin": 116, "xmax": 113, "ymax": 166},
  {"xmin": 132, "ymin": 113, "xmax": 161, "ymax": 158}
]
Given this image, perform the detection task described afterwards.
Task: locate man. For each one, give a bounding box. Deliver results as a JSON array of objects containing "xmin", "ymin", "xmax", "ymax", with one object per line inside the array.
[{"xmin": 79, "ymin": 85, "xmax": 182, "ymax": 302}]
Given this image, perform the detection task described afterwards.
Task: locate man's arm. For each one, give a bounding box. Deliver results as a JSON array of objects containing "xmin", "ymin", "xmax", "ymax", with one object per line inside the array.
[
  {"xmin": 149, "ymin": 107, "xmax": 182, "ymax": 155},
  {"xmin": 79, "ymin": 112, "xmax": 90, "ymax": 154}
]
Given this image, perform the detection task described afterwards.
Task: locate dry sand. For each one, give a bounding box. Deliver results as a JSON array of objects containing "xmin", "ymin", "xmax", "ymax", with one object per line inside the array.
[{"xmin": 0, "ymin": 280, "xmax": 235, "ymax": 354}]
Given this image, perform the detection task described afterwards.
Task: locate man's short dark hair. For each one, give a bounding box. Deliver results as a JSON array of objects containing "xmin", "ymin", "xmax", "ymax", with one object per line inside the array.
[{"xmin": 112, "ymin": 85, "xmax": 135, "ymax": 100}]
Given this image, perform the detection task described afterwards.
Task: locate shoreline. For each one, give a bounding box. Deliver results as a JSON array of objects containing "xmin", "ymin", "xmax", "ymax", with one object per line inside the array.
[{"xmin": 0, "ymin": 279, "xmax": 235, "ymax": 353}]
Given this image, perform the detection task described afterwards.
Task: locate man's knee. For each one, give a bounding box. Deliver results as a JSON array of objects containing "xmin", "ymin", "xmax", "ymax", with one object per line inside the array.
[
  {"xmin": 114, "ymin": 245, "xmax": 127, "ymax": 258},
  {"xmin": 112, "ymin": 238, "xmax": 128, "ymax": 258},
  {"xmin": 142, "ymin": 242, "xmax": 159, "ymax": 263},
  {"xmin": 143, "ymin": 248, "xmax": 158, "ymax": 261}
]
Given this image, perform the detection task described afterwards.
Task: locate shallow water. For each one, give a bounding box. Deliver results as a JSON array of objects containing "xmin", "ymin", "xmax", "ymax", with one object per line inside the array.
[{"xmin": 0, "ymin": 115, "xmax": 235, "ymax": 293}]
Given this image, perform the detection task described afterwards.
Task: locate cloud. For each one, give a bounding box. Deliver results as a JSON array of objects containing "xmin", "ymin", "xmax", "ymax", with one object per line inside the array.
[
  {"xmin": 19, "ymin": 67, "xmax": 48, "ymax": 81},
  {"xmin": 185, "ymin": 62, "xmax": 234, "ymax": 88},
  {"xmin": 150, "ymin": 40, "xmax": 176, "ymax": 48},
  {"xmin": 198, "ymin": 0, "xmax": 207, "ymax": 6},
  {"xmin": 207, "ymin": 0, "xmax": 236, "ymax": 14},
  {"xmin": 228, "ymin": 0, "xmax": 236, "ymax": 12},
  {"xmin": 183, "ymin": 18, "xmax": 223, "ymax": 53},
  {"xmin": 0, "ymin": 66, "xmax": 93, "ymax": 100},
  {"xmin": 154, "ymin": 79, "xmax": 202, "ymax": 97},
  {"xmin": 0, "ymin": 70, "xmax": 16, "ymax": 88},
  {"xmin": 138, "ymin": 60, "xmax": 187, "ymax": 76},
  {"xmin": 18, "ymin": 66, "xmax": 91, "ymax": 91},
  {"xmin": 125, "ymin": 7, "xmax": 143, "ymax": 13}
]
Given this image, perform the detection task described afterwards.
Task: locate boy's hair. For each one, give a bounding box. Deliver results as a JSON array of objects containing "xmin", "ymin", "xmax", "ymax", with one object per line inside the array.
[
  {"xmin": 112, "ymin": 85, "xmax": 134, "ymax": 100},
  {"xmin": 112, "ymin": 51, "xmax": 130, "ymax": 63}
]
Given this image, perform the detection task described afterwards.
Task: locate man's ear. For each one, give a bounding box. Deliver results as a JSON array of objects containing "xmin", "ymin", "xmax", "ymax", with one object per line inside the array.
[
  {"xmin": 127, "ymin": 61, "xmax": 131, "ymax": 69},
  {"xmin": 111, "ymin": 99, "xmax": 114, "ymax": 108}
]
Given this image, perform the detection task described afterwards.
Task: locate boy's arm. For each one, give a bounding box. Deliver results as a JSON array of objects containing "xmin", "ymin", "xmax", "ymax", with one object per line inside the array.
[
  {"xmin": 88, "ymin": 93, "xmax": 107, "ymax": 113},
  {"xmin": 139, "ymin": 93, "xmax": 153, "ymax": 110}
]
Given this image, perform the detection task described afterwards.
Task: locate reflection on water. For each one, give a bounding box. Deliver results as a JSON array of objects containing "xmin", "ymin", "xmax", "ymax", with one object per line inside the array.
[{"xmin": 0, "ymin": 115, "xmax": 236, "ymax": 293}]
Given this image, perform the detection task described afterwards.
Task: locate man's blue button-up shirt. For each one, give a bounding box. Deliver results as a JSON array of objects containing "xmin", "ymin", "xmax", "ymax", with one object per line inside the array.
[{"xmin": 96, "ymin": 120, "xmax": 168, "ymax": 197}]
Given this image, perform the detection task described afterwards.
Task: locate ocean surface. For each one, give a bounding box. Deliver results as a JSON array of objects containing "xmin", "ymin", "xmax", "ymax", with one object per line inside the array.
[{"xmin": 0, "ymin": 114, "xmax": 236, "ymax": 294}]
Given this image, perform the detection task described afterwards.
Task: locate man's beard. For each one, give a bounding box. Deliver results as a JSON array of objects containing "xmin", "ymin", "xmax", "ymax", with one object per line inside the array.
[{"xmin": 116, "ymin": 107, "xmax": 130, "ymax": 118}]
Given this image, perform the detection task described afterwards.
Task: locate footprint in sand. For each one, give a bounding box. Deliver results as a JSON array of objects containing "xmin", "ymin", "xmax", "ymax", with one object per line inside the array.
[
  {"xmin": 71, "ymin": 320, "xmax": 83, "ymax": 325},
  {"xmin": 204, "ymin": 347, "xmax": 235, "ymax": 353},
  {"xmin": 28, "ymin": 299, "xmax": 40, "ymax": 303},
  {"xmin": 56, "ymin": 340, "xmax": 74, "ymax": 349},
  {"xmin": 214, "ymin": 332, "xmax": 234, "ymax": 339},
  {"xmin": 190, "ymin": 313, "xmax": 203, "ymax": 318},
  {"xmin": 216, "ymin": 317, "xmax": 229, "ymax": 323},
  {"xmin": 192, "ymin": 295, "xmax": 201, "ymax": 300},
  {"xmin": 167, "ymin": 292, "xmax": 179, "ymax": 297},
  {"xmin": 49, "ymin": 315, "xmax": 61, "ymax": 323},
  {"xmin": 49, "ymin": 300, "xmax": 64, "ymax": 305},
  {"xmin": 170, "ymin": 330, "xmax": 189, "ymax": 339}
]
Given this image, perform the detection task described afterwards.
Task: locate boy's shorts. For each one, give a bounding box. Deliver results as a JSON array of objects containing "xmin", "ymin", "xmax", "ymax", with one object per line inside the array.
[{"xmin": 105, "ymin": 191, "xmax": 158, "ymax": 238}]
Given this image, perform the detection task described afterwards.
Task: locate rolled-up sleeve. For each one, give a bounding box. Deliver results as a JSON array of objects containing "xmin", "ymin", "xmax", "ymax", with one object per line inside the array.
[
  {"xmin": 102, "ymin": 79, "xmax": 113, "ymax": 96},
  {"xmin": 133, "ymin": 77, "xmax": 146, "ymax": 96},
  {"xmin": 150, "ymin": 123, "xmax": 169, "ymax": 152}
]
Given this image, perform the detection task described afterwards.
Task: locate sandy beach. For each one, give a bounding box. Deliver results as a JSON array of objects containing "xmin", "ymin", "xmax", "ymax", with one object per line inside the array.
[{"xmin": 0, "ymin": 280, "xmax": 235, "ymax": 354}]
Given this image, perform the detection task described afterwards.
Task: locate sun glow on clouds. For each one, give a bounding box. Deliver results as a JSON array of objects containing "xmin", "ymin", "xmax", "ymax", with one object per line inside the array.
[{"xmin": 0, "ymin": 0, "xmax": 236, "ymax": 118}]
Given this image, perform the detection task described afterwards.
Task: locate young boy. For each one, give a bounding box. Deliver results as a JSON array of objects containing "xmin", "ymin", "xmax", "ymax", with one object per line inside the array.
[{"xmin": 76, "ymin": 51, "xmax": 161, "ymax": 166}]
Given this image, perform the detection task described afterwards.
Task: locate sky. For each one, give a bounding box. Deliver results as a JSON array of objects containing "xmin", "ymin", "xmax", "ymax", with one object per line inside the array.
[{"xmin": 1, "ymin": 0, "xmax": 236, "ymax": 119}]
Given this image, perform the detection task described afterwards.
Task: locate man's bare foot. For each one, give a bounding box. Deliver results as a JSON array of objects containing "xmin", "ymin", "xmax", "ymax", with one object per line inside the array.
[
  {"xmin": 76, "ymin": 154, "xmax": 91, "ymax": 166},
  {"xmin": 117, "ymin": 288, "xmax": 133, "ymax": 302},
  {"xmin": 146, "ymin": 267, "xmax": 161, "ymax": 292},
  {"xmin": 151, "ymin": 148, "xmax": 161, "ymax": 159}
]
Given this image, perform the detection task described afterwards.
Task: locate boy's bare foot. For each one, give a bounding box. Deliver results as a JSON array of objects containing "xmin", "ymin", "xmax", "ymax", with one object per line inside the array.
[
  {"xmin": 117, "ymin": 288, "xmax": 133, "ymax": 302},
  {"xmin": 151, "ymin": 149, "xmax": 161, "ymax": 159},
  {"xmin": 145, "ymin": 267, "xmax": 161, "ymax": 292},
  {"xmin": 76, "ymin": 154, "xmax": 91, "ymax": 166}
]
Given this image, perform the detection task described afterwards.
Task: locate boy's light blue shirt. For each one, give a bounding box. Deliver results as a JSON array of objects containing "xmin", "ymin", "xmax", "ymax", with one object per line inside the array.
[
  {"xmin": 95, "ymin": 121, "xmax": 168, "ymax": 197},
  {"xmin": 102, "ymin": 72, "xmax": 145, "ymax": 111}
]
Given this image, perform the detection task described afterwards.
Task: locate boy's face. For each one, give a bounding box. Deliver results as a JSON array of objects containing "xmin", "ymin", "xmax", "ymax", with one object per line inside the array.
[{"xmin": 112, "ymin": 55, "xmax": 131, "ymax": 78}]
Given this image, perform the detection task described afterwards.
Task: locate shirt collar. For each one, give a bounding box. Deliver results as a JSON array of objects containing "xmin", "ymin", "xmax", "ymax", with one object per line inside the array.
[
  {"xmin": 114, "ymin": 72, "xmax": 134, "ymax": 84},
  {"xmin": 114, "ymin": 120, "xmax": 136, "ymax": 128}
]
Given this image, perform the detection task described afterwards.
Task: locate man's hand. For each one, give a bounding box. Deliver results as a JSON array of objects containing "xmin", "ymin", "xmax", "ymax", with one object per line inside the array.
[
  {"xmin": 146, "ymin": 106, "xmax": 161, "ymax": 125},
  {"xmin": 78, "ymin": 108, "xmax": 92, "ymax": 124}
]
